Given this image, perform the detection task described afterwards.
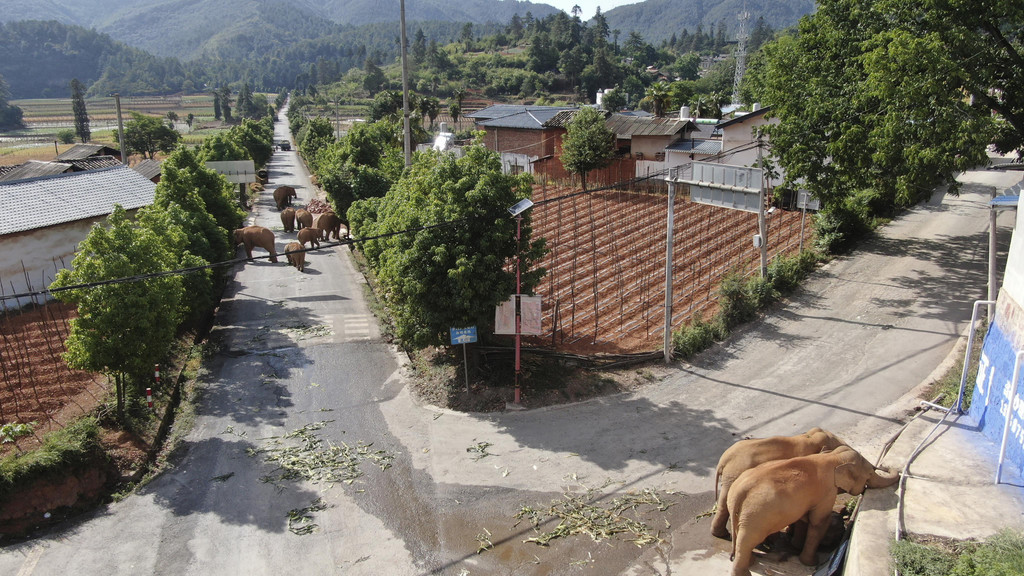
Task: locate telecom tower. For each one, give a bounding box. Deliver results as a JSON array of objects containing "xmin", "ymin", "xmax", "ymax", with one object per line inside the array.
[{"xmin": 731, "ymin": 7, "xmax": 750, "ymax": 106}]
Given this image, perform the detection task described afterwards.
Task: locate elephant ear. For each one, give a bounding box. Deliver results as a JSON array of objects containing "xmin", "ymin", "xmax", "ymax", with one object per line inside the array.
[{"xmin": 834, "ymin": 462, "xmax": 867, "ymax": 496}]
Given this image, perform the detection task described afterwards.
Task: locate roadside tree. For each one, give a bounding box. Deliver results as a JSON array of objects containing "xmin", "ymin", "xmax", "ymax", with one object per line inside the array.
[
  {"xmin": 349, "ymin": 140, "xmax": 546, "ymax": 348},
  {"xmin": 51, "ymin": 206, "xmax": 184, "ymax": 422}
]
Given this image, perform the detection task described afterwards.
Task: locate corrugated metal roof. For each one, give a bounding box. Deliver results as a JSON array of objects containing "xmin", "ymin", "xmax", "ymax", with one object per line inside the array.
[
  {"xmin": 717, "ymin": 106, "xmax": 772, "ymax": 129},
  {"xmin": 0, "ymin": 160, "xmax": 73, "ymax": 182},
  {"xmin": 132, "ymin": 159, "xmax": 162, "ymax": 181},
  {"xmin": 605, "ymin": 114, "xmax": 693, "ymax": 137},
  {"xmin": 0, "ymin": 165, "xmax": 156, "ymax": 235},
  {"xmin": 666, "ymin": 139, "xmax": 723, "ymax": 155},
  {"xmin": 466, "ymin": 104, "xmax": 574, "ymax": 121},
  {"xmin": 56, "ymin": 143, "xmax": 121, "ymax": 160},
  {"xmin": 477, "ymin": 107, "xmax": 571, "ymax": 129},
  {"xmin": 69, "ymin": 155, "xmax": 122, "ymax": 171}
]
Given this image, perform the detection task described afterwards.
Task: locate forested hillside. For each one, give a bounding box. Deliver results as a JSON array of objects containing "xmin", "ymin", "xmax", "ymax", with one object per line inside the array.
[{"xmin": 601, "ymin": 0, "xmax": 815, "ymax": 43}]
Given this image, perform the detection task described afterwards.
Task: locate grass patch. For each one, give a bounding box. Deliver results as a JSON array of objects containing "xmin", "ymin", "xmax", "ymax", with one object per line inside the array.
[
  {"xmin": 891, "ymin": 529, "xmax": 1024, "ymax": 575},
  {"xmin": 672, "ymin": 250, "xmax": 823, "ymax": 360},
  {"xmin": 927, "ymin": 321, "xmax": 987, "ymax": 411},
  {"xmin": 0, "ymin": 416, "xmax": 106, "ymax": 499}
]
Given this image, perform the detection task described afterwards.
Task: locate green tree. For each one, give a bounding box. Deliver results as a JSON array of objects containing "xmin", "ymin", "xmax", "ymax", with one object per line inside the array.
[
  {"xmin": 218, "ymin": 85, "xmax": 233, "ymax": 122},
  {"xmin": 0, "ymin": 73, "xmax": 23, "ymax": 130},
  {"xmin": 449, "ymin": 101, "xmax": 461, "ymax": 132},
  {"xmin": 70, "ymin": 78, "xmax": 90, "ymax": 143},
  {"xmin": 643, "ymin": 83, "xmax": 671, "ymax": 117},
  {"xmin": 745, "ymin": 0, "xmax": 996, "ymax": 224},
  {"xmin": 51, "ymin": 206, "xmax": 185, "ymax": 422},
  {"xmin": 600, "ymin": 87, "xmax": 626, "ymax": 112},
  {"xmin": 315, "ymin": 118, "xmax": 404, "ymax": 219},
  {"xmin": 163, "ymin": 146, "xmax": 245, "ymax": 232},
  {"xmin": 348, "ymin": 141, "xmax": 545, "ymax": 347},
  {"xmin": 299, "ymin": 116, "xmax": 336, "ymax": 166},
  {"xmin": 56, "ymin": 128, "xmax": 76, "ymax": 144},
  {"xmin": 229, "ymin": 118, "xmax": 274, "ymax": 167},
  {"xmin": 213, "ymin": 92, "xmax": 222, "ymax": 120},
  {"xmin": 560, "ymin": 106, "xmax": 615, "ymax": 191},
  {"xmin": 124, "ymin": 111, "xmax": 181, "ymax": 159}
]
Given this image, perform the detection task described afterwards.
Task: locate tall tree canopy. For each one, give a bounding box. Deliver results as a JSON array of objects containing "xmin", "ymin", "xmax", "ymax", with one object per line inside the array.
[
  {"xmin": 124, "ymin": 111, "xmax": 181, "ymax": 159},
  {"xmin": 70, "ymin": 78, "xmax": 90, "ymax": 142},
  {"xmin": 560, "ymin": 107, "xmax": 615, "ymax": 191},
  {"xmin": 746, "ymin": 0, "xmax": 1019, "ymax": 224},
  {"xmin": 348, "ymin": 141, "xmax": 545, "ymax": 347}
]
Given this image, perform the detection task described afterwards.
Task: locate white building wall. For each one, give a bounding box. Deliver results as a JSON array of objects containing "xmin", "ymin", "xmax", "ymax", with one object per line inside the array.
[{"xmin": 0, "ymin": 218, "xmax": 104, "ymax": 309}]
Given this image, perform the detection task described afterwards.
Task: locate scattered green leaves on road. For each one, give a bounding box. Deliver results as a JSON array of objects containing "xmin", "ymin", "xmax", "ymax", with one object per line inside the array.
[
  {"xmin": 512, "ymin": 487, "xmax": 674, "ymax": 547},
  {"xmin": 467, "ymin": 440, "xmax": 495, "ymax": 461},
  {"xmin": 288, "ymin": 498, "xmax": 328, "ymax": 535}
]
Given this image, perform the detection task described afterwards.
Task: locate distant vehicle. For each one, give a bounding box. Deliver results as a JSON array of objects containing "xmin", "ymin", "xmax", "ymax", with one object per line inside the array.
[{"xmin": 279, "ymin": 140, "xmax": 291, "ymax": 151}]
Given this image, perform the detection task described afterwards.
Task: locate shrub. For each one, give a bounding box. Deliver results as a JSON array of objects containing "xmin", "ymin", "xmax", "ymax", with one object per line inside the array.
[
  {"xmin": 718, "ymin": 270, "xmax": 758, "ymax": 329},
  {"xmin": 672, "ymin": 312, "xmax": 722, "ymax": 359},
  {"xmin": 56, "ymin": 128, "xmax": 76, "ymax": 144},
  {"xmin": 814, "ymin": 198, "xmax": 872, "ymax": 254},
  {"xmin": 0, "ymin": 416, "xmax": 105, "ymax": 499}
]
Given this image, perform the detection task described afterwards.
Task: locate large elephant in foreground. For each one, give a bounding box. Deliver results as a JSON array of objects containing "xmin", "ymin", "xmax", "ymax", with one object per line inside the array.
[
  {"xmin": 273, "ymin": 185, "xmax": 297, "ymax": 210},
  {"xmin": 233, "ymin": 226, "xmax": 278, "ymax": 263},
  {"xmin": 712, "ymin": 427, "xmax": 847, "ymax": 539},
  {"xmin": 313, "ymin": 212, "xmax": 344, "ymax": 241},
  {"xmin": 727, "ymin": 446, "xmax": 899, "ymax": 576}
]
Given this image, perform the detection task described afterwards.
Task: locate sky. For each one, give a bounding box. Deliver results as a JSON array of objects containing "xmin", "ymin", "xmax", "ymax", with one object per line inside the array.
[{"xmin": 539, "ymin": 0, "xmax": 646, "ymax": 19}]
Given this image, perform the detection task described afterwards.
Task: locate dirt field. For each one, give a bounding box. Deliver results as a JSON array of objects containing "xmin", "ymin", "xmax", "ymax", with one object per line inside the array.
[
  {"xmin": 0, "ymin": 302, "xmax": 107, "ymax": 456},
  {"xmin": 529, "ymin": 181, "xmax": 808, "ymax": 354}
]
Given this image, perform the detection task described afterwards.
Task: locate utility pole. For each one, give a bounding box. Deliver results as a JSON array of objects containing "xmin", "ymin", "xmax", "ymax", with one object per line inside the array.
[
  {"xmin": 400, "ymin": 0, "xmax": 412, "ymax": 168},
  {"xmin": 663, "ymin": 180, "xmax": 676, "ymax": 363},
  {"xmin": 115, "ymin": 93, "xmax": 127, "ymax": 165},
  {"xmin": 757, "ymin": 137, "xmax": 768, "ymax": 277}
]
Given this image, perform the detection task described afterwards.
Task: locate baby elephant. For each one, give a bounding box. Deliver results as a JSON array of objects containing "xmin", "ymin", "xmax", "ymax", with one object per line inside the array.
[
  {"xmin": 284, "ymin": 241, "xmax": 305, "ymax": 272},
  {"xmin": 712, "ymin": 427, "xmax": 847, "ymax": 539},
  {"xmin": 281, "ymin": 207, "xmax": 296, "ymax": 233},
  {"xmin": 297, "ymin": 227, "xmax": 321, "ymax": 249},
  {"xmin": 728, "ymin": 446, "xmax": 899, "ymax": 576}
]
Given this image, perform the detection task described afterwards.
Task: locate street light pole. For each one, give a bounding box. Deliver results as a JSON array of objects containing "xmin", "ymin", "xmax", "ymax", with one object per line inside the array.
[
  {"xmin": 507, "ymin": 198, "xmax": 534, "ymax": 406},
  {"xmin": 515, "ymin": 213, "xmax": 522, "ymax": 405}
]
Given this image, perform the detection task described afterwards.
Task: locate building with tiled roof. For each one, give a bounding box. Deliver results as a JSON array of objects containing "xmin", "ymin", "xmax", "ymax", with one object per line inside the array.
[
  {"xmin": 469, "ymin": 105, "xmax": 578, "ymax": 175},
  {"xmin": 132, "ymin": 158, "xmax": 162, "ymax": 183},
  {"xmin": 0, "ymin": 165, "xmax": 156, "ymax": 307}
]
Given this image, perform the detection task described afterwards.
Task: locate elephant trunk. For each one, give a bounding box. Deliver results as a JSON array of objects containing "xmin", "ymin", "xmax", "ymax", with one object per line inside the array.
[{"xmin": 867, "ymin": 467, "xmax": 900, "ymax": 489}]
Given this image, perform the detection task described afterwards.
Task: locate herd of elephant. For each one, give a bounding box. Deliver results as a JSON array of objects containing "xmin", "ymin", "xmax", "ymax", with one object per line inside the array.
[
  {"xmin": 713, "ymin": 427, "xmax": 900, "ymax": 576},
  {"xmin": 230, "ymin": 185, "xmax": 346, "ymax": 272}
]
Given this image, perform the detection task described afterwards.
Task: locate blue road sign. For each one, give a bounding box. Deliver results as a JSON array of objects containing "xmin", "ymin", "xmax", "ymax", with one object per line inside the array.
[{"xmin": 450, "ymin": 326, "xmax": 478, "ymax": 345}]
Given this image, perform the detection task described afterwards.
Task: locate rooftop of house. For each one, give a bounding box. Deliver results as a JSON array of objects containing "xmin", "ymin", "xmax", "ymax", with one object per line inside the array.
[
  {"xmin": 56, "ymin": 143, "xmax": 121, "ymax": 161},
  {"xmin": 0, "ymin": 165, "xmax": 156, "ymax": 236},
  {"xmin": 605, "ymin": 113, "xmax": 696, "ymax": 138},
  {"xmin": 131, "ymin": 159, "xmax": 162, "ymax": 181},
  {"xmin": 465, "ymin": 104, "xmax": 576, "ymax": 122},
  {"xmin": 0, "ymin": 160, "xmax": 73, "ymax": 182},
  {"xmin": 475, "ymin": 107, "xmax": 577, "ymax": 130},
  {"xmin": 666, "ymin": 139, "xmax": 724, "ymax": 155},
  {"xmin": 717, "ymin": 106, "xmax": 772, "ymax": 129}
]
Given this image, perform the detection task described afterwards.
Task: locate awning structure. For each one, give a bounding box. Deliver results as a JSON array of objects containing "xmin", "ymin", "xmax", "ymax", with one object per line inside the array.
[{"xmin": 990, "ymin": 179, "xmax": 1022, "ymax": 210}]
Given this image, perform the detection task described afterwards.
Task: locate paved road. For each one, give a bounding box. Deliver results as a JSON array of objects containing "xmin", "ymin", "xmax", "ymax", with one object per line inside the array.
[{"xmin": 1, "ymin": 104, "xmax": 1019, "ymax": 575}]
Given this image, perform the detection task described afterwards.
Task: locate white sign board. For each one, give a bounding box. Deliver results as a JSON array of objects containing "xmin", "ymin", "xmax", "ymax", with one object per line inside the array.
[
  {"xmin": 205, "ymin": 160, "xmax": 257, "ymax": 184},
  {"xmin": 685, "ymin": 162, "xmax": 763, "ymax": 213},
  {"xmin": 797, "ymin": 190, "xmax": 821, "ymax": 211}
]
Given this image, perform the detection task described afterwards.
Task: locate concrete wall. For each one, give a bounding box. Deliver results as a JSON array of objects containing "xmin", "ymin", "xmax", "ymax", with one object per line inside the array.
[
  {"xmin": 969, "ymin": 195, "xmax": 1024, "ymax": 475},
  {"xmin": 0, "ymin": 218, "xmax": 104, "ymax": 309}
]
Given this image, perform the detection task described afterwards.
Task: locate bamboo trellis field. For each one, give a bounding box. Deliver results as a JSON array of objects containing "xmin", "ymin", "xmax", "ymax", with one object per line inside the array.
[{"xmin": 528, "ymin": 180, "xmax": 808, "ymax": 354}]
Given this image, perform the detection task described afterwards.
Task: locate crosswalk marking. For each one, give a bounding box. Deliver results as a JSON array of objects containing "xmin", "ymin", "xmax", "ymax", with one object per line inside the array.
[{"xmin": 340, "ymin": 314, "xmax": 371, "ymax": 340}]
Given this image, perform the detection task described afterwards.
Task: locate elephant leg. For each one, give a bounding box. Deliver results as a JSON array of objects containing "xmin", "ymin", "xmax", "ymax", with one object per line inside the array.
[
  {"xmin": 730, "ymin": 528, "xmax": 757, "ymax": 576},
  {"xmin": 269, "ymin": 247, "xmax": 278, "ymax": 263},
  {"xmin": 798, "ymin": 509, "xmax": 831, "ymax": 566},
  {"xmin": 711, "ymin": 479, "xmax": 733, "ymax": 539},
  {"xmin": 245, "ymin": 244, "xmax": 254, "ymax": 260}
]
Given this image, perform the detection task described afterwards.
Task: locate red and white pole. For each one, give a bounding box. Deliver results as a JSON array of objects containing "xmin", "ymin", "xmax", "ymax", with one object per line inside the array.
[
  {"xmin": 154, "ymin": 364, "xmax": 161, "ymax": 388},
  {"xmin": 146, "ymin": 387, "xmax": 153, "ymax": 409}
]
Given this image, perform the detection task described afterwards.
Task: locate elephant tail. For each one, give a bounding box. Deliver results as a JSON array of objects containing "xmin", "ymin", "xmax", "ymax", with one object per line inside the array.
[{"xmin": 714, "ymin": 464, "xmax": 722, "ymax": 501}]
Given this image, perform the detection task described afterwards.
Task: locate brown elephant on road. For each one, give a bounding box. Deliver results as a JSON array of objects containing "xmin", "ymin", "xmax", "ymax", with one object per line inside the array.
[
  {"xmin": 297, "ymin": 227, "xmax": 321, "ymax": 249},
  {"xmin": 284, "ymin": 241, "xmax": 305, "ymax": 272},
  {"xmin": 295, "ymin": 208, "xmax": 313, "ymax": 230},
  {"xmin": 281, "ymin": 207, "xmax": 296, "ymax": 232},
  {"xmin": 313, "ymin": 212, "xmax": 344, "ymax": 241},
  {"xmin": 273, "ymin": 185, "xmax": 297, "ymax": 210},
  {"xmin": 712, "ymin": 427, "xmax": 847, "ymax": 539},
  {"xmin": 233, "ymin": 226, "xmax": 278, "ymax": 263},
  {"xmin": 727, "ymin": 446, "xmax": 899, "ymax": 576}
]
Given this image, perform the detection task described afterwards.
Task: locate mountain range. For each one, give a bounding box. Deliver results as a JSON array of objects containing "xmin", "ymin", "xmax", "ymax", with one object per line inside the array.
[{"xmin": 0, "ymin": 0, "xmax": 814, "ymax": 59}]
